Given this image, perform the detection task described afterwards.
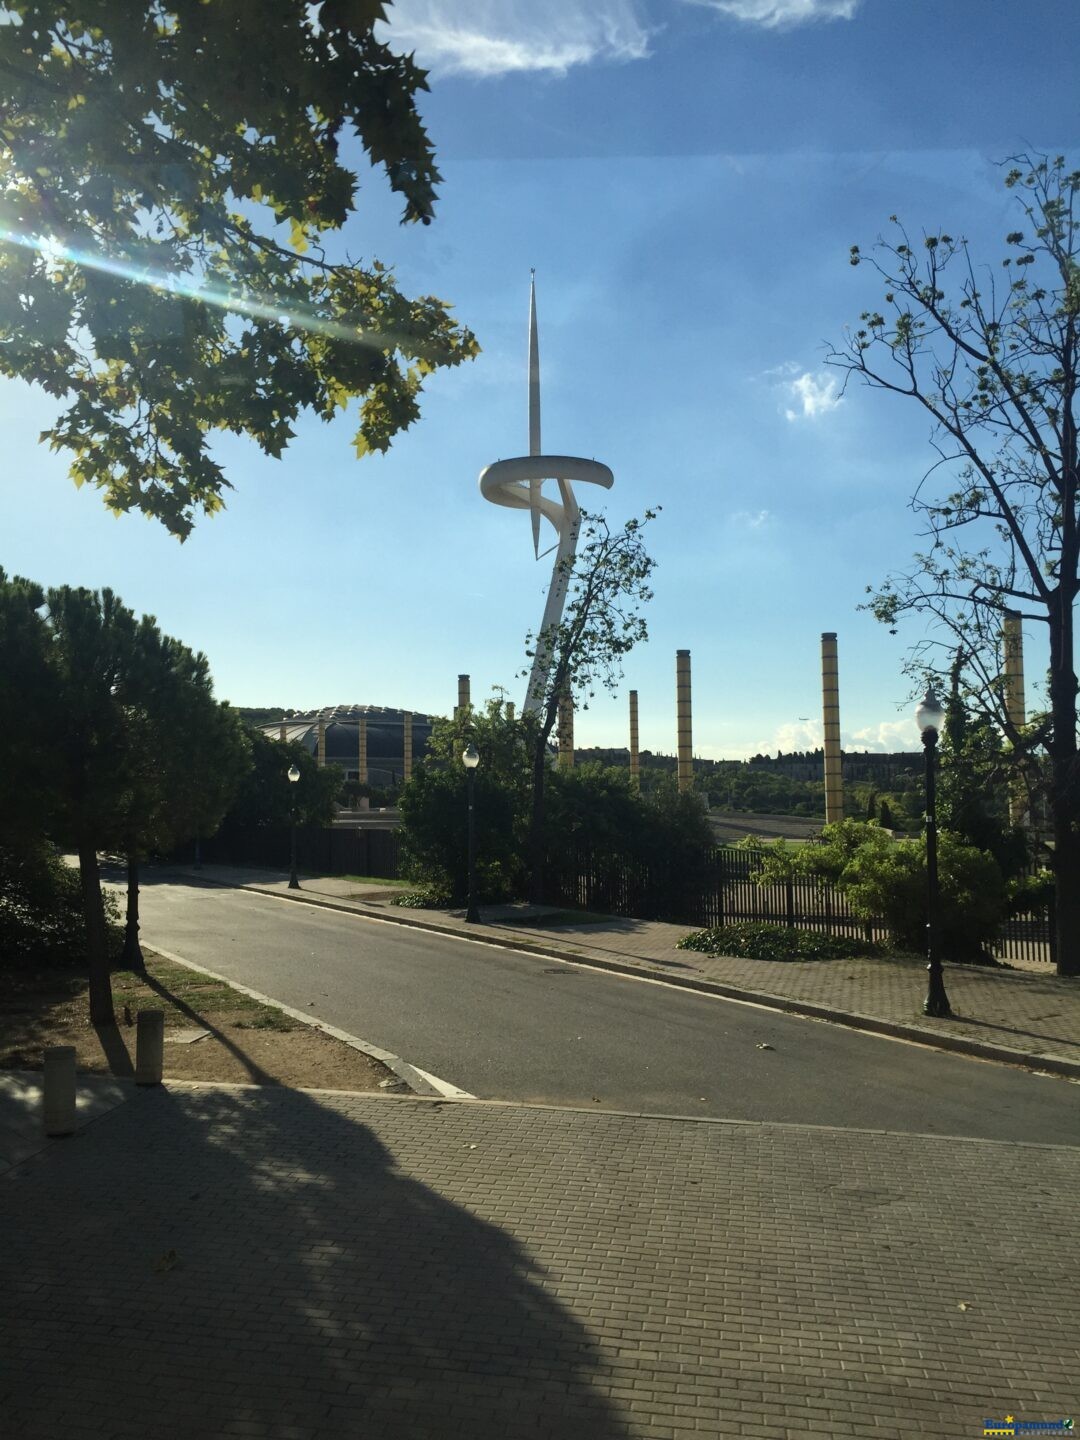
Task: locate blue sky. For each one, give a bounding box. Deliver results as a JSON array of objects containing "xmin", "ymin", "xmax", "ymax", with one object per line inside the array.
[{"xmin": 3, "ymin": 0, "xmax": 1078, "ymax": 758}]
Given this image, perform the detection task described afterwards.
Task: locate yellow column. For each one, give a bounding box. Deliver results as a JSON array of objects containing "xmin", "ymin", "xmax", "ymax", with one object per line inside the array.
[
  {"xmin": 1003, "ymin": 610, "xmax": 1027, "ymax": 826},
  {"xmin": 403, "ymin": 712, "xmax": 413, "ymax": 783},
  {"xmin": 456, "ymin": 674, "xmax": 471, "ymax": 720},
  {"xmin": 317, "ymin": 717, "xmax": 326, "ymax": 769},
  {"xmin": 358, "ymin": 718, "xmax": 368, "ymax": 785},
  {"xmin": 821, "ymin": 633, "xmax": 843, "ymax": 824},
  {"xmin": 629, "ymin": 689, "xmax": 640, "ymax": 790},
  {"xmin": 557, "ymin": 692, "xmax": 574, "ymax": 770},
  {"xmin": 676, "ymin": 650, "xmax": 693, "ymax": 793}
]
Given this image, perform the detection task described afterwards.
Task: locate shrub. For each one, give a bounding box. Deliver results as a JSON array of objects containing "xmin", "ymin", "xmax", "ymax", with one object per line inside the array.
[
  {"xmin": 390, "ymin": 886, "xmax": 452, "ymax": 910},
  {"xmin": 0, "ymin": 840, "xmax": 120, "ymax": 968},
  {"xmin": 678, "ymin": 922, "xmax": 879, "ymax": 962},
  {"xmin": 1004, "ymin": 868, "xmax": 1054, "ymax": 918},
  {"xmin": 754, "ymin": 819, "xmax": 1005, "ymax": 962}
]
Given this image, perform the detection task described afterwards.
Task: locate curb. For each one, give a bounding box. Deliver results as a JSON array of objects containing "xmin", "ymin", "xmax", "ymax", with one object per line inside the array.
[
  {"xmin": 173, "ymin": 872, "xmax": 1080, "ymax": 1084},
  {"xmin": 145, "ymin": 943, "xmax": 473, "ymax": 1100}
]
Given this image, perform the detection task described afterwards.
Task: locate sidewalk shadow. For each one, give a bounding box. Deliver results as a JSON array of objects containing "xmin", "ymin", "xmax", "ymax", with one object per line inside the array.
[{"xmin": 0, "ymin": 1086, "xmax": 633, "ymax": 1439}]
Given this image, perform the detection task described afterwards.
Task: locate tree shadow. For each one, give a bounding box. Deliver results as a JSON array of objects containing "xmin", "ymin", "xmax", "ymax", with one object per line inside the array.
[
  {"xmin": 91, "ymin": 1020, "xmax": 135, "ymax": 1078},
  {"xmin": 0, "ymin": 1086, "xmax": 635, "ymax": 1439},
  {"xmin": 136, "ymin": 967, "xmax": 274, "ymax": 1085}
]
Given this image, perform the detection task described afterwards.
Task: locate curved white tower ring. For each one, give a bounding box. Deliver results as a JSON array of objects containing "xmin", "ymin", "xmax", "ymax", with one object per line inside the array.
[
  {"xmin": 479, "ymin": 456, "xmax": 614, "ymax": 712},
  {"xmin": 478, "ymin": 276, "xmax": 615, "ymax": 716}
]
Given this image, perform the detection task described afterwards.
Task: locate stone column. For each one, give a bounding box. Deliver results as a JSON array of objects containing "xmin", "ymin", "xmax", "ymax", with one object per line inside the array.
[
  {"xmin": 629, "ymin": 689, "xmax": 640, "ymax": 790},
  {"xmin": 279, "ymin": 718, "xmax": 287, "ymax": 743},
  {"xmin": 317, "ymin": 717, "xmax": 326, "ymax": 769},
  {"xmin": 456, "ymin": 674, "xmax": 471, "ymax": 720},
  {"xmin": 43, "ymin": 1046, "xmax": 76, "ymax": 1136},
  {"xmin": 821, "ymin": 632, "xmax": 843, "ymax": 825},
  {"xmin": 403, "ymin": 712, "xmax": 413, "ymax": 782},
  {"xmin": 358, "ymin": 718, "xmax": 368, "ymax": 785},
  {"xmin": 506, "ymin": 701, "xmax": 515, "ymax": 723},
  {"xmin": 676, "ymin": 650, "xmax": 693, "ymax": 793}
]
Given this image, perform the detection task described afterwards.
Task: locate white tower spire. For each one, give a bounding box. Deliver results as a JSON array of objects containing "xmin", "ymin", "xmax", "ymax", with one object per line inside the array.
[
  {"xmin": 528, "ymin": 268, "xmax": 540, "ymax": 457},
  {"xmin": 479, "ymin": 274, "xmax": 615, "ymax": 715},
  {"xmin": 528, "ymin": 270, "xmax": 542, "ymax": 556}
]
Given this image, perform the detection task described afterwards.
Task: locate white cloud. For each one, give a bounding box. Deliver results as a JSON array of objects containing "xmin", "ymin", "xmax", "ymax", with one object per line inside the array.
[
  {"xmin": 378, "ymin": 0, "xmax": 653, "ymax": 77},
  {"xmin": 731, "ymin": 507, "xmax": 772, "ymax": 529},
  {"xmin": 847, "ymin": 720, "xmax": 920, "ymax": 753},
  {"xmin": 758, "ymin": 720, "xmax": 823, "ymax": 754},
  {"xmin": 684, "ymin": 0, "xmax": 860, "ymax": 28},
  {"xmin": 784, "ymin": 371, "xmax": 842, "ymax": 422},
  {"xmin": 753, "ymin": 718, "xmax": 919, "ymax": 757}
]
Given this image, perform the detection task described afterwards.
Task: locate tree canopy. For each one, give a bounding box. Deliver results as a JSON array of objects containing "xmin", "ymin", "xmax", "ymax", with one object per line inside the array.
[
  {"xmin": 831, "ymin": 153, "xmax": 1080, "ymax": 974},
  {"xmin": 523, "ymin": 508, "xmax": 660, "ymax": 901},
  {"xmin": 0, "ymin": 1, "xmax": 479, "ymax": 536},
  {"xmin": 0, "ymin": 569, "xmax": 252, "ymax": 1018}
]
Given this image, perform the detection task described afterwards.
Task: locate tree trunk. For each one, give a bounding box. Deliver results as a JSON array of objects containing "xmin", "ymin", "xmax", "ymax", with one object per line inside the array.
[
  {"xmin": 121, "ymin": 854, "xmax": 145, "ymax": 972},
  {"xmin": 1048, "ymin": 603, "xmax": 1080, "ymax": 976},
  {"xmin": 529, "ymin": 737, "xmax": 547, "ymax": 904},
  {"xmin": 78, "ymin": 840, "xmax": 114, "ymax": 1024}
]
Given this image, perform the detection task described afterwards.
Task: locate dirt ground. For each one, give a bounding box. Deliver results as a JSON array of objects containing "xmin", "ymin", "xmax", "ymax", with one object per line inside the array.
[{"xmin": 0, "ymin": 951, "xmax": 402, "ymax": 1092}]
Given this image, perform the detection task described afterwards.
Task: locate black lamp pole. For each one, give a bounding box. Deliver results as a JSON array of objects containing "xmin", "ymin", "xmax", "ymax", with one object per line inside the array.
[
  {"xmin": 465, "ymin": 762, "xmax": 480, "ymax": 923},
  {"xmin": 922, "ymin": 724, "xmax": 951, "ymax": 1017},
  {"xmin": 289, "ymin": 805, "xmax": 300, "ymax": 889},
  {"xmin": 462, "ymin": 744, "xmax": 481, "ymax": 923},
  {"xmin": 288, "ymin": 763, "xmax": 301, "ymax": 889}
]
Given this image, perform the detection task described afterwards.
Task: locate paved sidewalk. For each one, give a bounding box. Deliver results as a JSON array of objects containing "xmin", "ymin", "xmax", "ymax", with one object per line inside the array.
[
  {"xmin": 158, "ymin": 864, "xmax": 1080, "ymax": 1078},
  {"xmin": 3, "ymin": 1082, "xmax": 1077, "ymax": 1439}
]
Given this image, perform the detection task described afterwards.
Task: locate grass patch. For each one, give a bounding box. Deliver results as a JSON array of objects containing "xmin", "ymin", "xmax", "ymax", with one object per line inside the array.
[{"xmin": 677, "ymin": 922, "xmax": 881, "ymax": 962}]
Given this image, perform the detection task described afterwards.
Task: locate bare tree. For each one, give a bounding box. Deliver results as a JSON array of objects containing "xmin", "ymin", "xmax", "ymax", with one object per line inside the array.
[{"xmin": 829, "ymin": 154, "xmax": 1079, "ymax": 974}]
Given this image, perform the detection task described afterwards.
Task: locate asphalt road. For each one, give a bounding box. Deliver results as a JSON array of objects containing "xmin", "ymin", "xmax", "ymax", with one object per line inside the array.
[{"xmin": 134, "ymin": 876, "xmax": 1079, "ymax": 1145}]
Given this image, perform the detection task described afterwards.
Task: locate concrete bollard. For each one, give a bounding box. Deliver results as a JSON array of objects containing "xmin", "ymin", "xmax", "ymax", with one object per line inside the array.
[
  {"xmin": 43, "ymin": 1046, "xmax": 77, "ymax": 1136},
  {"xmin": 135, "ymin": 1010, "xmax": 165, "ymax": 1086}
]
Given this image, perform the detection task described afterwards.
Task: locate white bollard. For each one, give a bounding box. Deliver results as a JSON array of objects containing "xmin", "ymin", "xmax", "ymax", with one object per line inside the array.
[
  {"xmin": 135, "ymin": 1010, "xmax": 165, "ymax": 1086},
  {"xmin": 43, "ymin": 1046, "xmax": 77, "ymax": 1136}
]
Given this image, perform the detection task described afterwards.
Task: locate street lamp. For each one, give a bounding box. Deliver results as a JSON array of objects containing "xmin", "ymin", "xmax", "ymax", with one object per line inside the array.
[
  {"xmin": 916, "ymin": 687, "xmax": 951, "ymax": 1017},
  {"xmin": 463, "ymin": 744, "xmax": 481, "ymax": 923},
  {"xmin": 287, "ymin": 763, "xmax": 301, "ymax": 890}
]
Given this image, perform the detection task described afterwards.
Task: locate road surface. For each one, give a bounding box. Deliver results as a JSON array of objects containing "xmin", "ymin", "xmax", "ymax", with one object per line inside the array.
[{"xmin": 133, "ymin": 875, "xmax": 1078, "ymax": 1145}]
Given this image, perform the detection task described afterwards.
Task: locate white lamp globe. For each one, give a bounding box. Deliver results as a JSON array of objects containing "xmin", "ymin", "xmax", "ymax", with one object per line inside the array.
[
  {"xmin": 915, "ymin": 688, "xmax": 945, "ymax": 736},
  {"xmin": 462, "ymin": 744, "xmax": 480, "ymax": 770}
]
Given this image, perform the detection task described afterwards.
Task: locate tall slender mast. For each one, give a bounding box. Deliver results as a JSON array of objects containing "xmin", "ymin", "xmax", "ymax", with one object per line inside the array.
[
  {"xmin": 528, "ymin": 269, "xmax": 541, "ymax": 457},
  {"xmin": 528, "ymin": 270, "xmax": 542, "ymax": 556}
]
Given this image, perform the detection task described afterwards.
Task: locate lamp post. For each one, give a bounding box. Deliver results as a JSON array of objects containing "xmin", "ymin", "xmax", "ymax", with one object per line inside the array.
[
  {"xmin": 287, "ymin": 763, "xmax": 301, "ymax": 889},
  {"xmin": 463, "ymin": 743, "xmax": 481, "ymax": 923},
  {"xmin": 916, "ymin": 687, "xmax": 951, "ymax": 1018}
]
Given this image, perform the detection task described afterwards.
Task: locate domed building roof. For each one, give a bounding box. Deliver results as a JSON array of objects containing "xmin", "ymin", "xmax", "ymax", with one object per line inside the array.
[{"xmin": 259, "ymin": 705, "xmax": 436, "ymax": 780}]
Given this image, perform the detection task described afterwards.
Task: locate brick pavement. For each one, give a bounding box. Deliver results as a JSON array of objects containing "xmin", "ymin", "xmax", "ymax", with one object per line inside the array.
[
  {"xmin": 3, "ymin": 1085, "xmax": 1078, "ymax": 1439},
  {"xmin": 163, "ymin": 864, "xmax": 1080, "ymax": 1076}
]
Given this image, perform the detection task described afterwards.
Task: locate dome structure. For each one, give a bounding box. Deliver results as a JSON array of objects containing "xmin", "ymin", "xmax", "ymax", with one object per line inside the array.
[{"xmin": 260, "ymin": 705, "xmax": 435, "ymax": 786}]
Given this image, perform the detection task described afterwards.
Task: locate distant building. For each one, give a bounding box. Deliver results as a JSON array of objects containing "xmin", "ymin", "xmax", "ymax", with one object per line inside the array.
[{"xmin": 259, "ymin": 705, "xmax": 435, "ymax": 787}]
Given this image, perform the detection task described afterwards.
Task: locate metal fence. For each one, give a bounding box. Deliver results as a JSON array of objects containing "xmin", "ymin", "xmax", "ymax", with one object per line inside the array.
[
  {"xmin": 190, "ymin": 828, "xmax": 1054, "ymax": 965},
  {"xmin": 547, "ymin": 843, "xmax": 1053, "ymax": 965},
  {"xmin": 195, "ymin": 824, "xmax": 402, "ymax": 879}
]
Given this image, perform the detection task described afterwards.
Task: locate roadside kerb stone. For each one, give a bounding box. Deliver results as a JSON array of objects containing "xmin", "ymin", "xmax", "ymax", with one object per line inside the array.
[
  {"xmin": 144, "ymin": 944, "xmax": 471, "ymax": 1100},
  {"xmin": 165, "ymin": 865, "xmax": 1080, "ymax": 1083},
  {"xmin": 1, "ymin": 1086, "xmax": 1076, "ymax": 1439}
]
